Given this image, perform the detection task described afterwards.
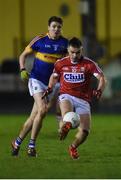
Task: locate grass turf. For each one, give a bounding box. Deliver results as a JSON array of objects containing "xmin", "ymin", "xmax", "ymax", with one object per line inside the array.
[{"xmin": 0, "ymin": 114, "xmax": 121, "ymax": 178}]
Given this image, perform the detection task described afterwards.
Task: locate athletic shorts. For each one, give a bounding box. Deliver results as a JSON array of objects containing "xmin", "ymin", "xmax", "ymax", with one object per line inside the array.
[
  {"xmin": 28, "ymin": 78, "xmax": 58, "ymax": 99},
  {"xmin": 58, "ymin": 94, "xmax": 91, "ymax": 115}
]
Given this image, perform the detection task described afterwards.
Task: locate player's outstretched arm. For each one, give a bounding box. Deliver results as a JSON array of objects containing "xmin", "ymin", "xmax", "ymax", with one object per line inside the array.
[
  {"xmin": 41, "ymin": 87, "xmax": 53, "ymax": 99},
  {"xmin": 19, "ymin": 48, "xmax": 33, "ymax": 70},
  {"xmin": 19, "ymin": 48, "xmax": 33, "ymax": 82},
  {"xmin": 93, "ymin": 74, "xmax": 107, "ymax": 99},
  {"xmin": 42, "ymin": 73, "xmax": 59, "ymax": 99}
]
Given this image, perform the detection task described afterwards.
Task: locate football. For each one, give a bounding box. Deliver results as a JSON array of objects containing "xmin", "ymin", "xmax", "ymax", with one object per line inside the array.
[{"xmin": 63, "ymin": 112, "xmax": 80, "ymax": 129}]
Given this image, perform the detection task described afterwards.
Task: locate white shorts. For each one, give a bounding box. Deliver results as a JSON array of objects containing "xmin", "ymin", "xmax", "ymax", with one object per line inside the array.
[
  {"xmin": 28, "ymin": 78, "xmax": 58, "ymax": 99},
  {"xmin": 59, "ymin": 94, "xmax": 91, "ymax": 115}
]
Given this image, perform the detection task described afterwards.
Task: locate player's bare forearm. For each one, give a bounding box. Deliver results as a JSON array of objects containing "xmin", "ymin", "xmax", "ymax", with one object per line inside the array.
[
  {"xmin": 19, "ymin": 49, "xmax": 33, "ymax": 70},
  {"xmin": 92, "ymin": 74, "xmax": 107, "ymax": 99},
  {"xmin": 97, "ymin": 74, "xmax": 107, "ymax": 92},
  {"xmin": 19, "ymin": 51, "xmax": 28, "ymax": 70},
  {"xmin": 41, "ymin": 73, "xmax": 59, "ymax": 99},
  {"xmin": 48, "ymin": 73, "xmax": 59, "ymax": 89}
]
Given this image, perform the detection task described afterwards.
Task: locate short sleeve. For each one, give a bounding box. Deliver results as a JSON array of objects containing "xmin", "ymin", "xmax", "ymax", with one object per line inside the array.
[
  {"xmin": 26, "ymin": 36, "xmax": 41, "ymax": 52},
  {"xmin": 91, "ymin": 62, "xmax": 103, "ymax": 77}
]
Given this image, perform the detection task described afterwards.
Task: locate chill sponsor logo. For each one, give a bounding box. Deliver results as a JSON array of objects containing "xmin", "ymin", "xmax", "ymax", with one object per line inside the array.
[{"xmin": 64, "ymin": 72, "xmax": 85, "ymax": 83}]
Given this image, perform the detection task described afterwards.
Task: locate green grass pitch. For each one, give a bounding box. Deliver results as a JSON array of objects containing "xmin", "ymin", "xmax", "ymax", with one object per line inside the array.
[{"xmin": 0, "ymin": 114, "xmax": 121, "ymax": 179}]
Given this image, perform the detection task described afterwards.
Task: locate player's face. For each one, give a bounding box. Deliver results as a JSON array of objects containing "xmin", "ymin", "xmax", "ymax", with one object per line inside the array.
[
  {"xmin": 68, "ymin": 46, "xmax": 83, "ymax": 63},
  {"xmin": 48, "ymin": 21, "xmax": 62, "ymax": 39}
]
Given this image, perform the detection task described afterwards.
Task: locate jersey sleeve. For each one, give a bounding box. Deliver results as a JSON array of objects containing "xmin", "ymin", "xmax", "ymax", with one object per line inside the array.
[
  {"xmin": 91, "ymin": 61, "xmax": 103, "ymax": 77},
  {"xmin": 25, "ymin": 35, "xmax": 42, "ymax": 52}
]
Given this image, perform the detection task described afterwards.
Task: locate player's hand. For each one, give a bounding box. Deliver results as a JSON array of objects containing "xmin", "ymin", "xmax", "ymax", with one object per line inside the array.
[
  {"xmin": 92, "ymin": 89, "xmax": 102, "ymax": 99},
  {"xmin": 20, "ymin": 68, "xmax": 29, "ymax": 82},
  {"xmin": 41, "ymin": 87, "xmax": 52, "ymax": 99}
]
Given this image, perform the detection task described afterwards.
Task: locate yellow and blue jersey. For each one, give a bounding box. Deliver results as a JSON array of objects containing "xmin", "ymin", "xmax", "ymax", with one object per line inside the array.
[{"xmin": 26, "ymin": 33, "xmax": 68, "ymax": 85}]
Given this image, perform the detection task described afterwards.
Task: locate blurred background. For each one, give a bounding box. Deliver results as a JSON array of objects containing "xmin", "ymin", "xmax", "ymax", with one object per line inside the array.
[{"xmin": 0, "ymin": 0, "xmax": 121, "ymax": 114}]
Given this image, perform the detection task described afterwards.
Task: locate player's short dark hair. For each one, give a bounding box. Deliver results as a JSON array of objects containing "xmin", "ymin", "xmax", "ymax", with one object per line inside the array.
[
  {"xmin": 48, "ymin": 16, "xmax": 63, "ymax": 26},
  {"xmin": 68, "ymin": 37, "xmax": 82, "ymax": 48}
]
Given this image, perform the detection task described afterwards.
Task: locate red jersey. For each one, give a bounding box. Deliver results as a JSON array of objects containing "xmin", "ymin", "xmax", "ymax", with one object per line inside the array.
[{"xmin": 53, "ymin": 56, "xmax": 103, "ymax": 102}]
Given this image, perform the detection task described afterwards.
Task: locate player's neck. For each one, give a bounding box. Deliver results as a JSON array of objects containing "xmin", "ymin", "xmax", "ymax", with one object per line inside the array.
[
  {"xmin": 48, "ymin": 33, "xmax": 60, "ymax": 40},
  {"xmin": 71, "ymin": 60, "xmax": 78, "ymax": 64}
]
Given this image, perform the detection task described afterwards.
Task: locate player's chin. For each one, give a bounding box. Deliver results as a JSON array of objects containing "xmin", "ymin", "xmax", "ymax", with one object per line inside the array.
[
  {"xmin": 72, "ymin": 59, "xmax": 78, "ymax": 63},
  {"xmin": 54, "ymin": 33, "xmax": 61, "ymax": 38}
]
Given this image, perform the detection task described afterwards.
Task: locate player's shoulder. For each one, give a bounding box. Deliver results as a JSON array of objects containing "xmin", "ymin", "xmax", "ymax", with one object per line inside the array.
[
  {"xmin": 56, "ymin": 35, "xmax": 68, "ymax": 43},
  {"xmin": 29, "ymin": 33, "xmax": 47, "ymax": 46},
  {"xmin": 55, "ymin": 56, "xmax": 69, "ymax": 67},
  {"xmin": 60, "ymin": 35, "xmax": 68, "ymax": 40},
  {"xmin": 83, "ymin": 56, "xmax": 101, "ymax": 71},
  {"xmin": 57, "ymin": 56, "xmax": 69, "ymax": 63},
  {"xmin": 83, "ymin": 56, "xmax": 96, "ymax": 64}
]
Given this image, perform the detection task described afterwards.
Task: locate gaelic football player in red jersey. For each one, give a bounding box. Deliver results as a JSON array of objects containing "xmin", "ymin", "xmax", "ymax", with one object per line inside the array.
[{"xmin": 42, "ymin": 37, "xmax": 106, "ymax": 159}]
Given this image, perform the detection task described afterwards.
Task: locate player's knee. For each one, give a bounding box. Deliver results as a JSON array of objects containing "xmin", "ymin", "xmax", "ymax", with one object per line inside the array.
[
  {"xmin": 83, "ymin": 129, "xmax": 89, "ymax": 137},
  {"xmin": 76, "ymin": 128, "xmax": 89, "ymax": 139},
  {"xmin": 56, "ymin": 111, "xmax": 62, "ymax": 121},
  {"xmin": 37, "ymin": 107, "xmax": 47, "ymax": 117}
]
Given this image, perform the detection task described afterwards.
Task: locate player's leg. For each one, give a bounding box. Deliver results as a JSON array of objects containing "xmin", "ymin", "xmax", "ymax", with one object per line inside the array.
[
  {"xmin": 56, "ymin": 109, "xmax": 63, "ymax": 133},
  {"xmin": 59, "ymin": 94, "xmax": 74, "ymax": 140},
  {"xmin": 54, "ymin": 83, "xmax": 63, "ymax": 132},
  {"xmin": 69, "ymin": 114, "xmax": 91, "ymax": 159},
  {"xmin": 73, "ymin": 114, "xmax": 90, "ymax": 146},
  {"xmin": 47, "ymin": 82, "xmax": 63, "ymax": 132},
  {"xmin": 68, "ymin": 97, "xmax": 91, "ymax": 159},
  {"xmin": 11, "ymin": 78, "xmax": 47, "ymax": 156},
  {"xmin": 27, "ymin": 92, "xmax": 47, "ymax": 157},
  {"xmin": 11, "ymin": 102, "xmax": 38, "ymax": 156},
  {"xmin": 31, "ymin": 92, "xmax": 47, "ymax": 139},
  {"xmin": 19, "ymin": 102, "xmax": 38, "ymax": 139}
]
